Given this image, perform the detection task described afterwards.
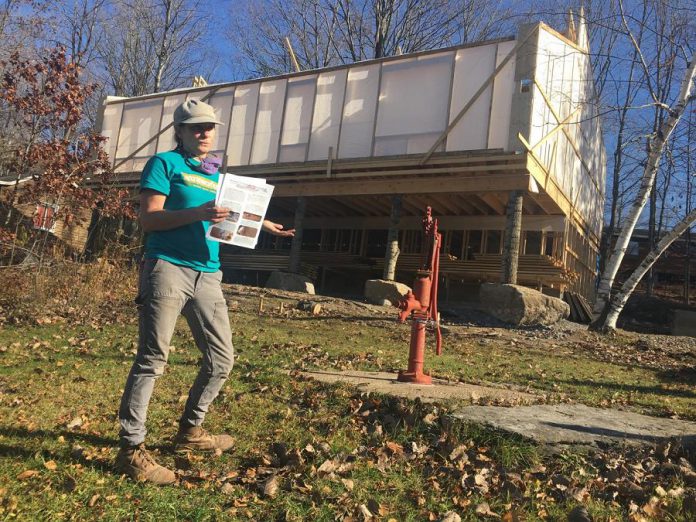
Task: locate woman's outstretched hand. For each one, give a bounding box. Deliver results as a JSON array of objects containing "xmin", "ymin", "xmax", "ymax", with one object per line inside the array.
[{"xmin": 262, "ymin": 220, "xmax": 295, "ymax": 237}]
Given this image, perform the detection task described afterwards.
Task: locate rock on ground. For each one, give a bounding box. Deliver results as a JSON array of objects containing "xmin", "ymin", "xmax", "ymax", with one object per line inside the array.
[
  {"xmin": 479, "ymin": 283, "xmax": 569, "ymax": 326},
  {"xmin": 265, "ymin": 271, "xmax": 315, "ymax": 294},
  {"xmin": 453, "ymin": 403, "xmax": 696, "ymax": 449},
  {"xmin": 364, "ymin": 279, "xmax": 411, "ymax": 306},
  {"xmin": 673, "ymin": 310, "xmax": 696, "ymax": 337}
]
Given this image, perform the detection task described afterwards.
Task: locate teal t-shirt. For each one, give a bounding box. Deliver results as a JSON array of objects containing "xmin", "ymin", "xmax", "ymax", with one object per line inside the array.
[{"xmin": 140, "ymin": 150, "xmax": 220, "ymax": 272}]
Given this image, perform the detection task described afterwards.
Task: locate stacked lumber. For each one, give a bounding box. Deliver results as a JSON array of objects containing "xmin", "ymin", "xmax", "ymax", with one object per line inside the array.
[
  {"xmin": 563, "ymin": 291, "xmax": 593, "ymax": 323},
  {"xmin": 219, "ymin": 250, "xmax": 578, "ymax": 290},
  {"xmin": 377, "ymin": 253, "xmax": 576, "ymax": 288},
  {"xmin": 219, "ymin": 253, "xmax": 318, "ymax": 281}
]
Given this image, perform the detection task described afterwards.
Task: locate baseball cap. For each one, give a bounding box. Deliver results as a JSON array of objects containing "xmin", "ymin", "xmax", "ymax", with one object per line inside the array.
[{"xmin": 173, "ymin": 99, "xmax": 224, "ymax": 125}]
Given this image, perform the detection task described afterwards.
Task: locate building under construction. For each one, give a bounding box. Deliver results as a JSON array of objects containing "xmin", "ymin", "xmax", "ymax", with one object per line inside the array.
[{"xmin": 98, "ymin": 17, "xmax": 606, "ymax": 302}]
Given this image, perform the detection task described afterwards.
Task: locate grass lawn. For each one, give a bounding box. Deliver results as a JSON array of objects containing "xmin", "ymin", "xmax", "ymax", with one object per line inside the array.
[{"xmin": 0, "ymin": 286, "xmax": 694, "ymax": 520}]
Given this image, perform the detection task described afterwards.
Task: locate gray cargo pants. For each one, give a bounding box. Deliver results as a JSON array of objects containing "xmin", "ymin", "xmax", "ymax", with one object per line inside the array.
[{"xmin": 118, "ymin": 258, "xmax": 234, "ymax": 448}]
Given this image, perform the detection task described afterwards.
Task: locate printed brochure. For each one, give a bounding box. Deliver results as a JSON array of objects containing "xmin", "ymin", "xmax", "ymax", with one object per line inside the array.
[{"xmin": 206, "ymin": 174, "xmax": 274, "ymax": 249}]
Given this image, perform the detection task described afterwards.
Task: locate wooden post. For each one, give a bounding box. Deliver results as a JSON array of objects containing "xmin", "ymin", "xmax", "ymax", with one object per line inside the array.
[
  {"xmin": 382, "ymin": 195, "xmax": 402, "ymax": 280},
  {"xmin": 288, "ymin": 196, "xmax": 306, "ymax": 273},
  {"xmin": 502, "ymin": 190, "xmax": 524, "ymax": 284}
]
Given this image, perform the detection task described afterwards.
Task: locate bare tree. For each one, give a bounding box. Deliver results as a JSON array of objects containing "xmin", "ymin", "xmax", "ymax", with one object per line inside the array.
[
  {"xmin": 95, "ymin": 0, "xmax": 212, "ymax": 96},
  {"xmin": 229, "ymin": 0, "xmax": 514, "ymax": 76},
  {"xmin": 44, "ymin": 0, "xmax": 106, "ymax": 68},
  {"xmin": 592, "ymin": 16, "xmax": 696, "ymax": 334},
  {"xmin": 0, "ymin": 0, "xmax": 46, "ymax": 56}
]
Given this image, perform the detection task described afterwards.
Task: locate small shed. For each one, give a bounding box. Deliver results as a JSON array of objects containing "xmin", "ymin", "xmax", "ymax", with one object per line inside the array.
[{"xmin": 98, "ymin": 17, "xmax": 606, "ymax": 301}]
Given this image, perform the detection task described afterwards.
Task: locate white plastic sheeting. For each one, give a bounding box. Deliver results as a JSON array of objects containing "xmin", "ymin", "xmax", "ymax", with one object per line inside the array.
[
  {"xmin": 374, "ymin": 53, "xmax": 452, "ymax": 155},
  {"xmin": 100, "ymin": 29, "xmax": 605, "ymax": 236},
  {"xmin": 530, "ymin": 28, "xmax": 606, "ymax": 238},
  {"xmin": 103, "ymin": 39, "xmax": 517, "ymax": 168}
]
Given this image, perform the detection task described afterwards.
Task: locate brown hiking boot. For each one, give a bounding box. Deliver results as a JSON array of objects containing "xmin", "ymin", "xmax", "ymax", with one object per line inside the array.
[
  {"xmin": 174, "ymin": 426, "xmax": 235, "ymax": 453},
  {"xmin": 115, "ymin": 444, "xmax": 176, "ymax": 485}
]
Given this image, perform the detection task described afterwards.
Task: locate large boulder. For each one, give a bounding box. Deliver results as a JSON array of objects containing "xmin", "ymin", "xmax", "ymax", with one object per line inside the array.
[
  {"xmin": 266, "ymin": 271, "xmax": 315, "ymax": 294},
  {"xmin": 479, "ymin": 283, "xmax": 569, "ymax": 326},
  {"xmin": 364, "ymin": 279, "xmax": 411, "ymax": 306}
]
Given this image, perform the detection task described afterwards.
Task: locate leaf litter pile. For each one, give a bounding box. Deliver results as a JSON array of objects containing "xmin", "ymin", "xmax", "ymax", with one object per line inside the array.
[{"xmin": 1, "ymin": 275, "xmax": 696, "ymax": 519}]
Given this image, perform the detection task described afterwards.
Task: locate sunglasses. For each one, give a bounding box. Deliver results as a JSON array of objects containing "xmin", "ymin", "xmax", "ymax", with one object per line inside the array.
[{"xmin": 187, "ymin": 123, "xmax": 216, "ymax": 134}]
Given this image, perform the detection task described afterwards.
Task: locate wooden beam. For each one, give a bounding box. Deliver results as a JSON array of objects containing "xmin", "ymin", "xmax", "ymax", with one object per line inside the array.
[
  {"xmin": 284, "ymin": 37, "xmax": 302, "ymax": 72},
  {"xmin": 308, "ymin": 198, "xmax": 347, "ymax": 217},
  {"xmin": 532, "ymin": 79, "xmax": 601, "ymax": 196},
  {"xmin": 265, "ymin": 161, "xmax": 526, "ymax": 184},
  {"xmin": 522, "ymin": 148, "xmax": 599, "ymax": 246},
  {"xmin": 451, "ymin": 195, "xmax": 483, "ymax": 215},
  {"xmin": 298, "ymin": 214, "xmax": 567, "ymax": 231},
  {"xmin": 527, "ymin": 191, "xmax": 560, "ymax": 216},
  {"xmin": 340, "ymin": 195, "xmax": 385, "ymax": 216},
  {"xmin": 274, "ymin": 173, "xmax": 530, "ymax": 197},
  {"xmin": 428, "ymin": 194, "xmax": 460, "ymax": 215},
  {"xmin": 478, "ymin": 193, "xmax": 507, "ymax": 215},
  {"xmin": 411, "ymin": 193, "xmax": 452, "ymax": 217},
  {"xmin": 226, "ymin": 150, "xmax": 518, "ymax": 177},
  {"xmin": 539, "ymin": 22, "xmax": 588, "ymax": 54},
  {"xmin": 530, "ymin": 107, "xmax": 581, "ymax": 151},
  {"xmin": 463, "ymin": 196, "xmax": 493, "ymax": 215},
  {"xmin": 400, "ymin": 196, "xmax": 427, "ymax": 216}
]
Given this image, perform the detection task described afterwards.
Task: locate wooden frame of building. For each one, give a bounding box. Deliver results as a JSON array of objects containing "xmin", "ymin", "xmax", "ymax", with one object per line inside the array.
[{"xmin": 98, "ymin": 17, "xmax": 606, "ymax": 301}]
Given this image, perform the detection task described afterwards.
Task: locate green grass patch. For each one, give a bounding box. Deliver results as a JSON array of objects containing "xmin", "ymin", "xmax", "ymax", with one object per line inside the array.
[{"xmin": 0, "ymin": 300, "xmax": 692, "ymax": 520}]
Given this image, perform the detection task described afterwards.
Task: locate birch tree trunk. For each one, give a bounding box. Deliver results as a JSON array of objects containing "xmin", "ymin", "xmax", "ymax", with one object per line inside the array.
[
  {"xmin": 602, "ymin": 207, "xmax": 696, "ymax": 331},
  {"xmin": 592, "ymin": 53, "xmax": 696, "ymax": 320},
  {"xmin": 685, "ymin": 112, "xmax": 693, "ymax": 305}
]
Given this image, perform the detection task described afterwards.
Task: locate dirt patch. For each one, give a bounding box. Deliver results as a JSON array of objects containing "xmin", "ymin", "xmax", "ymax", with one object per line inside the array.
[{"xmin": 225, "ymin": 284, "xmax": 696, "ymax": 376}]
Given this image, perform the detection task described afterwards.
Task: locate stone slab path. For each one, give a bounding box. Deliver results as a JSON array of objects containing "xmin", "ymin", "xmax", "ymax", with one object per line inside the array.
[
  {"xmin": 300, "ymin": 370, "xmax": 536, "ymax": 403},
  {"xmin": 301, "ymin": 369, "xmax": 696, "ymax": 449},
  {"xmin": 453, "ymin": 404, "xmax": 696, "ymax": 448}
]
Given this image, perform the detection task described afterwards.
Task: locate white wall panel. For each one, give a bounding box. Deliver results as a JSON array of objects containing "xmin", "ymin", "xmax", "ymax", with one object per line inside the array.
[
  {"xmin": 488, "ymin": 41, "xmax": 516, "ymax": 149},
  {"xmin": 116, "ymin": 98, "xmax": 163, "ymax": 159},
  {"xmin": 207, "ymin": 87, "xmax": 236, "ymax": 155},
  {"xmin": 447, "ymin": 44, "xmax": 496, "ymax": 151},
  {"xmin": 308, "ymin": 70, "xmax": 347, "ymax": 160},
  {"xmin": 338, "ymin": 64, "xmax": 380, "ymax": 158},
  {"xmin": 156, "ymin": 93, "xmax": 187, "ymax": 153},
  {"xmin": 375, "ymin": 52, "xmax": 452, "ymax": 149},
  {"xmin": 250, "ymin": 79, "xmax": 287, "ymax": 164},
  {"xmin": 100, "ymin": 101, "xmax": 123, "ymax": 164},
  {"xmin": 227, "ymin": 84, "xmax": 260, "ymax": 166},
  {"xmin": 279, "ymin": 76, "xmax": 316, "ymax": 162}
]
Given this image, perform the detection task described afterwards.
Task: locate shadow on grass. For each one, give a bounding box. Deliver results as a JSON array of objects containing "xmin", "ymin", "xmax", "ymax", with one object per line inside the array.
[
  {"xmin": 264, "ymin": 314, "xmax": 398, "ymax": 324},
  {"xmin": 0, "ymin": 425, "xmax": 118, "ymax": 473},
  {"xmin": 0, "ymin": 425, "xmax": 116, "ymax": 446},
  {"xmin": 657, "ymin": 367, "xmax": 696, "ymax": 386},
  {"xmin": 557, "ymin": 378, "xmax": 696, "ymax": 399},
  {"xmin": 0, "ymin": 424, "xmax": 204, "ymax": 479}
]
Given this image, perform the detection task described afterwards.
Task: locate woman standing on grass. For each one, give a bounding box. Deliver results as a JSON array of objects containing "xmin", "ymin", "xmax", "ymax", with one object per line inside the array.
[{"xmin": 116, "ymin": 99, "xmax": 294, "ymax": 484}]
